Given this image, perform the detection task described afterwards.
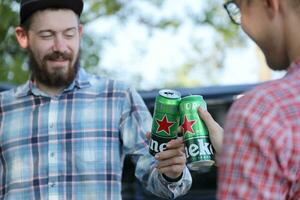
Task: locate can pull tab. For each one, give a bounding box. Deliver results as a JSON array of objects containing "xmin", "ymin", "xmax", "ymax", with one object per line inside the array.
[
  {"xmin": 164, "ymin": 91, "xmax": 174, "ymax": 95},
  {"xmin": 159, "ymin": 89, "xmax": 181, "ymax": 99}
]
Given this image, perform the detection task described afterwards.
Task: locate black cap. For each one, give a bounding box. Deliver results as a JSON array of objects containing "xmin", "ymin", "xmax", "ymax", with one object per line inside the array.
[{"xmin": 20, "ymin": 0, "xmax": 84, "ymax": 24}]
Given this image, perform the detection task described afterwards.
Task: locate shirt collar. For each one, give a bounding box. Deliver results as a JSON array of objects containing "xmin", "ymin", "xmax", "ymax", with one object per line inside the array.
[
  {"xmin": 74, "ymin": 67, "xmax": 91, "ymax": 89},
  {"xmin": 15, "ymin": 67, "xmax": 91, "ymax": 98}
]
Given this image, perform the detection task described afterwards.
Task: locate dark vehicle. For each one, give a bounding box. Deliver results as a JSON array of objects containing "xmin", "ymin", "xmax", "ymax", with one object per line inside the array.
[{"xmin": 0, "ymin": 83, "xmax": 258, "ymax": 200}]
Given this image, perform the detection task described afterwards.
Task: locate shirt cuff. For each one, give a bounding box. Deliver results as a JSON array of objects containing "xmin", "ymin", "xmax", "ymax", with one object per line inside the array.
[
  {"xmin": 158, "ymin": 170, "xmax": 185, "ymax": 191},
  {"xmin": 162, "ymin": 173, "xmax": 183, "ymax": 182}
]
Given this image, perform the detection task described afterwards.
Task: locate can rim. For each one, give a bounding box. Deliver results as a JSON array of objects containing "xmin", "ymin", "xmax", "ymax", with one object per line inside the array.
[
  {"xmin": 187, "ymin": 160, "xmax": 215, "ymax": 171},
  {"xmin": 181, "ymin": 95, "xmax": 204, "ymax": 101},
  {"xmin": 159, "ymin": 89, "xmax": 181, "ymax": 99}
]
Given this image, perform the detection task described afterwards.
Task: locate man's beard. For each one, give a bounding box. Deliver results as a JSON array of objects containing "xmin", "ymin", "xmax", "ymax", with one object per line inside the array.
[{"xmin": 28, "ymin": 49, "xmax": 80, "ymax": 88}]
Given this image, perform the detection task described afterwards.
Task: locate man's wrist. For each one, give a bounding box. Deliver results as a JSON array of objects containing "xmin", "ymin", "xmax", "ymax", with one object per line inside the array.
[{"xmin": 162, "ymin": 173, "xmax": 183, "ymax": 182}]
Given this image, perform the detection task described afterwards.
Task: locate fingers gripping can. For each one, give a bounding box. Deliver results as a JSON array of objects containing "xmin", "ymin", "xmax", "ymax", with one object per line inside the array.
[
  {"xmin": 149, "ymin": 89, "xmax": 181, "ymax": 156},
  {"xmin": 179, "ymin": 95, "xmax": 214, "ymax": 171}
]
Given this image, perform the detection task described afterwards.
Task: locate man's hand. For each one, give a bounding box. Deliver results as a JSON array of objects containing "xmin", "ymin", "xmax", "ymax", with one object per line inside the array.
[
  {"xmin": 156, "ymin": 137, "xmax": 186, "ymax": 180},
  {"xmin": 147, "ymin": 131, "xmax": 186, "ymax": 180},
  {"xmin": 198, "ymin": 107, "xmax": 224, "ymax": 162}
]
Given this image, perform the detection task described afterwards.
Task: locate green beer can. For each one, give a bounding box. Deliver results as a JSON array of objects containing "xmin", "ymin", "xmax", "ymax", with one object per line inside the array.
[
  {"xmin": 179, "ymin": 95, "xmax": 214, "ymax": 171},
  {"xmin": 149, "ymin": 89, "xmax": 181, "ymax": 156}
]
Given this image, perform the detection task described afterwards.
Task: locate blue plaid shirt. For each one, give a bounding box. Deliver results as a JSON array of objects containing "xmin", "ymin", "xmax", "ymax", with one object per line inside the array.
[{"xmin": 0, "ymin": 68, "xmax": 192, "ymax": 200}]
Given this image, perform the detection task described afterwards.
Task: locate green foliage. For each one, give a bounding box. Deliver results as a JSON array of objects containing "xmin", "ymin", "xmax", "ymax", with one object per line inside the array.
[
  {"xmin": 0, "ymin": 1, "xmax": 27, "ymax": 84},
  {"xmin": 162, "ymin": 0, "xmax": 246, "ymax": 88},
  {"xmin": 0, "ymin": 0, "xmax": 244, "ymax": 88},
  {"xmin": 200, "ymin": 0, "xmax": 244, "ymax": 46},
  {"xmin": 81, "ymin": 0, "xmax": 122, "ymax": 24}
]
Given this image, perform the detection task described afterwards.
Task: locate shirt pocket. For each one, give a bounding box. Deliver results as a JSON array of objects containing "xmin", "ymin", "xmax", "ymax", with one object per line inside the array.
[{"xmin": 74, "ymin": 138, "xmax": 106, "ymax": 173}]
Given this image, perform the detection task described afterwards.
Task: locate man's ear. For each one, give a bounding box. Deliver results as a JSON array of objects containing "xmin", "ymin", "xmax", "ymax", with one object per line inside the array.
[
  {"xmin": 78, "ymin": 24, "xmax": 83, "ymax": 38},
  {"xmin": 15, "ymin": 27, "xmax": 29, "ymax": 49}
]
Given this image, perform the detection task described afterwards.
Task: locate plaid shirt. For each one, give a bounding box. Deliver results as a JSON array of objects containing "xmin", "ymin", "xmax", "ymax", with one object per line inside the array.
[
  {"xmin": 0, "ymin": 68, "xmax": 192, "ymax": 200},
  {"xmin": 218, "ymin": 60, "xmax": 300, "ymax": 199}
]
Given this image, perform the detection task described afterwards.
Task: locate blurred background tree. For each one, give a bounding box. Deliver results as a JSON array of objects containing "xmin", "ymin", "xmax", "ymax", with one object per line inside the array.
[{"xmin": 0, "ymin": 0, "xmax": 245, "ymax": 89}]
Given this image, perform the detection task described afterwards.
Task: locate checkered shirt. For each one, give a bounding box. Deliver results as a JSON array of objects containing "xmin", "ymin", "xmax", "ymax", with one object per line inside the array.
[
  {"xmin": 218, "ymin": 60, "xmax": 300, "ymax": 199},
  {"xmin": 0, "ymin": 68, "xmax": 192, "ymax": 200}
]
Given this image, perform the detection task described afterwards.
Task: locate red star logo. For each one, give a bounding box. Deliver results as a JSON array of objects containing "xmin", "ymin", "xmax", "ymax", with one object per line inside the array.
[
  {"xmin": 156, "ymin": 115, "xmax": 175, "ymax": 135},
  {"xmin": 182, "ymin": 116, "xmax": 196, "ymax": 134}
]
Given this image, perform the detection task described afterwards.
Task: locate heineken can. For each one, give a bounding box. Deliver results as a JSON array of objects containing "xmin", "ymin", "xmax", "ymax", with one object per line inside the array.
[
  {"xmin": 149, "ymin": 89, "xmax": 181, "ymax": 156},
  {"xmin": 179, "ymin": 95, "xmax": 214, "ymax": 171}
]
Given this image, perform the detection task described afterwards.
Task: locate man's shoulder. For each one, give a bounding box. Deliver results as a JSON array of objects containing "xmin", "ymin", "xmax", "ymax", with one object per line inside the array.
[
  {"xmin": 0, "ymin": 86, "xmax": 17, "ymax": 98},
  {"xmin": 228, "ymin": 80, "xmax": 285, "ymax": 117},
  {"xmin": 78, "ymin": 68, "xmax": 132, "ymax": 93},
  {"xmin": 86, "ymin": 74, "xmax": 134, "ymax": 95},
  {"xmin": 236, "ymin": 78, "xmax": 291, "ymax": 105},
  {"xmin": 0, "ymin": 87, "xmax": 18, "ymax": 101}
]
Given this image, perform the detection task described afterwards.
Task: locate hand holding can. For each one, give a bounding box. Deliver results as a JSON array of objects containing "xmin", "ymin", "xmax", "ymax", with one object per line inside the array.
[{"xmin": 179, "ymin": 95, "xmax": 215, "ymax": 171}]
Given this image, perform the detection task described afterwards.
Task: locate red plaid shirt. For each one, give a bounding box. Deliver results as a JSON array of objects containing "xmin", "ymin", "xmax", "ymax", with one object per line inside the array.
[{"xmin": 218, "ymin": 60, "xmax": 300, "ymax": 199}]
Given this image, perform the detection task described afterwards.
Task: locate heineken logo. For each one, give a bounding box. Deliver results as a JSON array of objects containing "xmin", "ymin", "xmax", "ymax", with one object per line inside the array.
[
  {"xmin": 156, "ymin": 115, "xmax": 175, "ymax": 135},
  {"xmin": 181, "ymin": 116, "xmax": 196, "ymax": 134},
  {"xmin": 185, "ymin": 139, "xmax": 214, "ymax": 158},
  {"xmin": 149, "ymin": 139, "xmax": 167, "ymax": 153}
]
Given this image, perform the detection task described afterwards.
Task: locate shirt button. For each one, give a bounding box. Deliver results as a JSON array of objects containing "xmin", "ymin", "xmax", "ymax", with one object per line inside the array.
[
  {"xmin": 50, "ymin": 152, "xmax": 55, "ymax": 157},
  {"xmin": 50, "ymin": 182, "xmax": 56, "ymax": 187},
  {"xmin": 168, "ymin": 183, "xmax": 177, "ymax": 190},
  {"xmin": 50, "ymin": 123, "xmax": 54, "ymax": 128}
]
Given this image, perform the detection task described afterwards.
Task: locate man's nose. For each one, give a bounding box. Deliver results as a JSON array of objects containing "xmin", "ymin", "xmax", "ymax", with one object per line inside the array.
[{"xmin": 52, "ymin": 35, "xmax": 68, "ymax": 52}]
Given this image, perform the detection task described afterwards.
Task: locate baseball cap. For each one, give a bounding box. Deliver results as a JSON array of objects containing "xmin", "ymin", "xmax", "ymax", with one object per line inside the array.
[{"xmin": 20, "ymin": 0, "xmax": 84, "ymax": 24}]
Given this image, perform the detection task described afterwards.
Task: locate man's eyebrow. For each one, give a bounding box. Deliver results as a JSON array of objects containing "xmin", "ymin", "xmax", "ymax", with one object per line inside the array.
[
  {"xmin": 37, "ymin": 27, "xmax": 77, "ymax": 34},
  {"xmin": 63, "ymin": 27, "xmax": 77, "ymax": 32},
  {"xmin": 37, "ymin": 29, "xmax": 54, "ymax": 34}
]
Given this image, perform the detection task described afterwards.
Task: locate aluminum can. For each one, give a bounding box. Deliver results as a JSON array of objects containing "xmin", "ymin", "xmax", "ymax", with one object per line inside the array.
[
  {"xmin": 149, "ymin": 89, "xmax": 181, "ymax": 156},
  {"xmin": 179, "ymin": 95, "xmax": 214, "ymax": 171}
]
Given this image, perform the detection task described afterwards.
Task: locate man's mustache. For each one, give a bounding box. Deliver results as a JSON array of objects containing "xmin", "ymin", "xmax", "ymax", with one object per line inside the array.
[{"xmin": 44, "ymin": 51, "xmax": 72, "ymax": 61}]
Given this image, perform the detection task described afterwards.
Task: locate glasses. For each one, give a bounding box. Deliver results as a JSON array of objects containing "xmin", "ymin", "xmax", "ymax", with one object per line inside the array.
[{"xmin": 223, "ymin": 1, "xmax": 241, "ymax": 25}]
